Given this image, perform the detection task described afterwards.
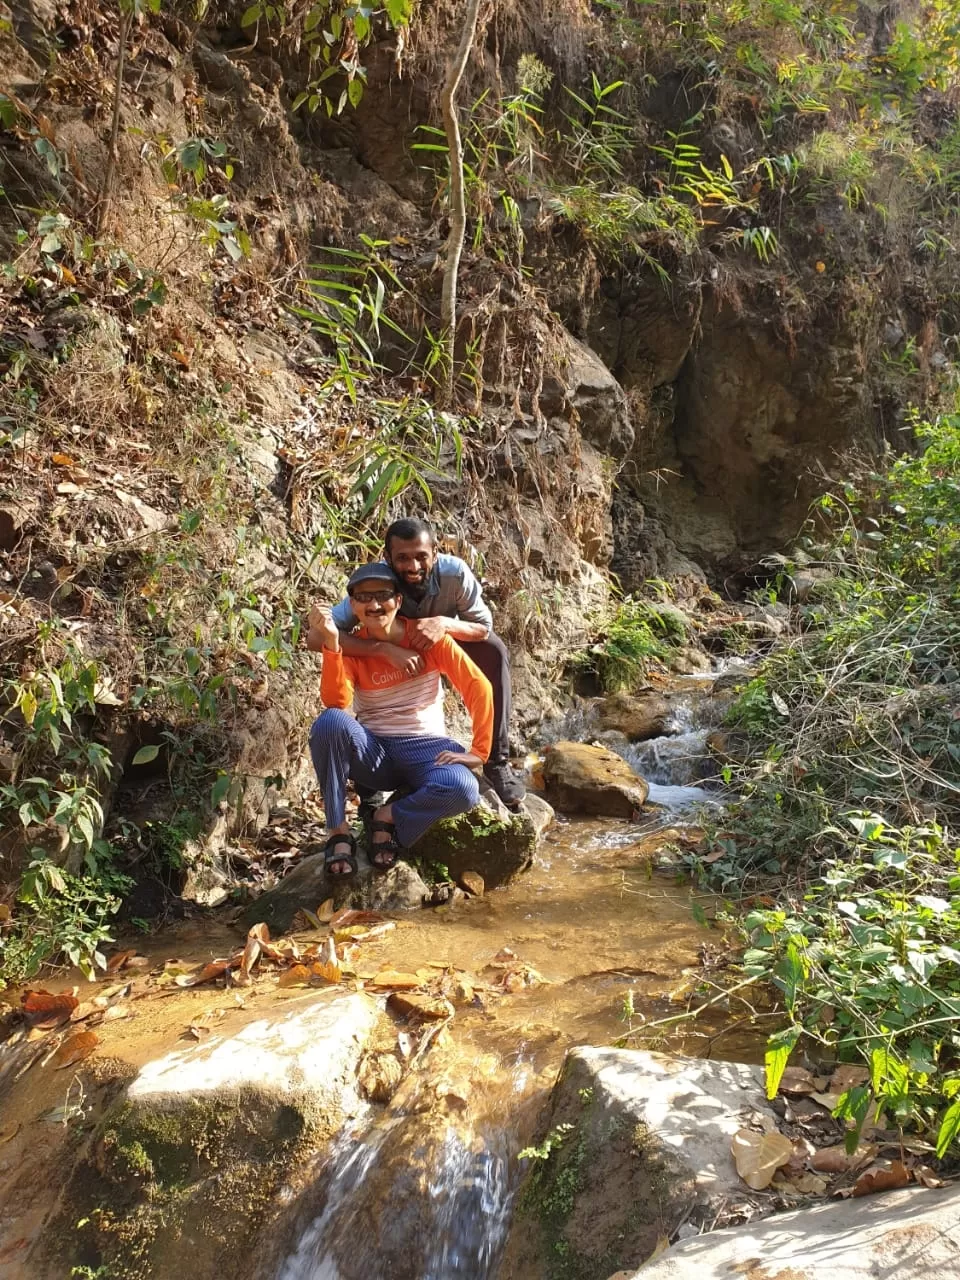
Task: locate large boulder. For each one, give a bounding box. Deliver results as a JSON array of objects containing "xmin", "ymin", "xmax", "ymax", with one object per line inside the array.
[
  {"xmin": 55, "ymin": 992, "xmax": 379, "ymax": 1280},
  {"xmin": 597, "ymin": 691, "xmax": 672, "ymax": 741},
  {"xmin": 411, "ymin": 801, "xmax": 539, "ymax": 889},
  {"xmin": 501, "ymin": 1047, "xmax": 775, "ymax": 1280},
  {"xmin": 626, "ymin": 1184, "xmax": 960, "ymax": 1280},
  {"xmin": 542, "ymin": 741, "xmax": 649, "ymax": 817}
]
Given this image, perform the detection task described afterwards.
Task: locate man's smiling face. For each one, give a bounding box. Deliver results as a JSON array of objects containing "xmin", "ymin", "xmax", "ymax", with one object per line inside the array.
[
  {"xmin": 350, "ymin": 580, "xmax": 401, "ymax": 634},
  {"xmin": 386, "ymin": 532, "xmax": 436, "ymax": 597}
]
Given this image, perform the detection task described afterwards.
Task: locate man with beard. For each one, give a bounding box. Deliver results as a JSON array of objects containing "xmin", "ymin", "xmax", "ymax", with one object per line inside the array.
[{"xmin": 330, "ymin": 517, "xmax": 525, "ymax": 808}]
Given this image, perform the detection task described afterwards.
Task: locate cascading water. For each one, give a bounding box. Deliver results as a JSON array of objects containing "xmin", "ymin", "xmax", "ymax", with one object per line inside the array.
[{"xmin": 275, "ymin": 1081, "xmax": 523, "ymax": 1280}]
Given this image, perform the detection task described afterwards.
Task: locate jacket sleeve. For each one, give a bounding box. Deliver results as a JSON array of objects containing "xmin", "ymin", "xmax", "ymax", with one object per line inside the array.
[
  {"xmin": 432, "ymin": 636, "xmax": 493, "ymax": 761},
  {"xmin": 320, "ymin": 649, "xmax": 355, "ymax": 709},
  {"xmin": 453, "ymin": 560, "xmax": 493, "ymax": 633}
]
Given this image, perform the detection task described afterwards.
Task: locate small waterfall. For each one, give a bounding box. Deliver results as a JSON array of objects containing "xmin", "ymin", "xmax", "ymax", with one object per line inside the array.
[{"xmin": 276, "ymin": 1082, "xmax": 520, "ymax": 1280}]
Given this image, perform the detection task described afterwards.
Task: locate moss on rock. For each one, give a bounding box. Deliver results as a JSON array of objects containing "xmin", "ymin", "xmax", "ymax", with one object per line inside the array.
[
  {"xmin": 411, "ymin": 805, "xmax": 537, "ymax": 888},
  {"xmin": 60, "ymin": 1086, "xmax": 341, "ymax": 1280}
]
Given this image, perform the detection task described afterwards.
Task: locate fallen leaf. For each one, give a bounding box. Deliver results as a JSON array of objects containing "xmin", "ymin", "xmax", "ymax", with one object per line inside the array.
[
  {"xmin": 369, "ymin": 970, "xmax": 422, "ymax": 990},
  {"xmin": 317, "ymin": 898, "xmax": 335, "ymax": 923},
  {"xmin": 51, "ymin": 453, "xmax": 76, "ymax": 467},
  {"xmin": 53, "ymin": 1030, "xmax": 99, "ymax": 1069},
  {"xmin": 334, "ymin": 922, "xmax": 397, "ymax": 943},
  {"xmin": 397, "ymin": 1031, "xmax": 414, "ymax": 1060},
  {"xmin": 915, "ymin": 1165, "xmax": 944, "ymax": 1188},
  {"xmin": 278, "ymin": 965, "xmax": 311, "ymax": 988},
  {"xmin": 828, "ymin": 1064, "xmax": 870, "ymax": 1095},
  {"xmin": 105, "ymin": 949, "xmax": 138, "ymax": 974},
  {"xmin": 100, "ymin": 1004, "xmax": 130, "ymax": 1023},
  {"xmin": 779, "ymin": 1066, "xmax": 818, "ymax": 1095},
  {"xmin": 852, "ymin": 1160, "xmax": 910, "ymax": 1197},
  {"xmin": 731, "ymin": 1127, "xmax": 795, "ymax": 1190},
  {"xmin": 0, "ymin": 904, "xmax": 10, "ymax": 923},
  {"xmin": 811, "ymin": 1143, "xmax": 876, "ymax": 1174},
  {"xmin": 239, "ymin": 935, "xmax": 262, "ymax": 981},
  {"xmin": 22, "ymin": 990, "xmax": 79, "ymax": 1028},
  {"xmin": 92, "ymin": 982, "xmax": 132, "ymax": 1008},
  {"xmin": 248, "ymin": 922, "xmax": 271, "ymax": 944},
  {"xmin": 811, "ymin": 1091, "xmax": 841, "ymax": 1111},
  {"xmin": 775, "ymin": 1171, "xmax": 829, "ymax": 1195},
  {"xmin": 188, "ymin": 1023, "xmax": 211, "ymax": 1041},
  {"xmin": 312, "ymin": 936, "xmax": 341, "ymax": 984},
  {"xmin": 56, "ymin": 481, "xmax": 83, "ymax": 496}
]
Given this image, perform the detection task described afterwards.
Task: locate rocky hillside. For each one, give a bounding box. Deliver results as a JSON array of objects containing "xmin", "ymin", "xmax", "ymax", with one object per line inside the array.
[{"xmin": 1, "ymin": 0, "xmax": 958, "ymax": 971}]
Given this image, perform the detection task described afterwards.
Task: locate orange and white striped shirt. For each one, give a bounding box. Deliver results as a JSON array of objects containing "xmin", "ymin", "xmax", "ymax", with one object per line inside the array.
[{"xmin": 320, "ymin": 618, "xmax": 494, "ymax": 761}]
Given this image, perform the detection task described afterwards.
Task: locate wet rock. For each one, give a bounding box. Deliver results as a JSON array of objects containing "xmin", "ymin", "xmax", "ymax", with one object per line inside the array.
[
  {"xmin": 542, "ymin": 741, "xmax": 649, "ymax": 817},
  {"xmin": 458, "ymin": 870, "xmax": 485, "ymax": 897},
  {"xmin": 597, "ymin": 691, "xmax": 672, "ymax": 741},
  {"xmin": 520, "ymin": 792, "xmax": 555, "ymax": 837},
  {"xmin": 669, "ymin": 645, "xmax": 712, "ymax": 675},
  {"xmin": 626, "ymin": 1185, "xmax": 960, "ymax": 1279},
  {"xmin": 387, "ymin": 991, "xmax": 455, "ymax": 1022},
  {"xmin": 63, "ymin": 992, "xmax": 378, "ymax": 1279},
  {"xmin": 241, "ymin": 855, "xmax": 428, "ymax": 933},
  {"xmin": 358, "ymin": 1050, "xmax": 404, "ymax": 1103},
  {"xmin": 411, "ymin": 804, "xmax": 538, "ymax": 890},
  {"xmin": 501, "ymin": 1047, "xmax": 773, "ymax": 1280}
]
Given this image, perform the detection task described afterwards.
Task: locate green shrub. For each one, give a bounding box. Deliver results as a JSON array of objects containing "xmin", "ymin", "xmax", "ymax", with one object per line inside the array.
[
  {"xmin": 569, "ymin": 597, "xmax": 686, "ymax": 692},
  {"xmin": 696, "ymin": 404, "xmax": 960, "ymax": 1152}
]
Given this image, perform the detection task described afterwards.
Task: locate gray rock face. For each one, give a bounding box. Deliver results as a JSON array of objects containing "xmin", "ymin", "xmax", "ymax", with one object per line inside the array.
[
  {"xmin": 127, "ymin": 991, "xmax": 377, "ymax": 1112},
  {"xmin": 543, "ymin": 740, "xmax": 649, "ymax": 817},
  {"xmin": 624, "ymin": 1184, "xmax": 960, "ymax": 1280},
  {"xmin": 559, "ymin": 335, "xmax": 635, "ymax": 456},
  {"xmin": 501, "ymin": 1047, "xmax": 775, "ymax": 1280}
]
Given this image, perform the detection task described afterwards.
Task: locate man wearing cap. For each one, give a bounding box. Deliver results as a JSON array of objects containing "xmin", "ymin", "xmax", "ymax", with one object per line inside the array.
[
  {"xmin": 330, "ymin": 517, "xmax": 525, "ymax": 809},
  {"xmin": 305, "ymin": 563, "xmax": 494, "ymax": 877}
]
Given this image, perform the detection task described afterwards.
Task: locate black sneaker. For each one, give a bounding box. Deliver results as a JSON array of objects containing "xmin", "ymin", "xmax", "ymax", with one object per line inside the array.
[{"xmin": 483, "ymin": 761, "xmax": 526, "ymax": 809}]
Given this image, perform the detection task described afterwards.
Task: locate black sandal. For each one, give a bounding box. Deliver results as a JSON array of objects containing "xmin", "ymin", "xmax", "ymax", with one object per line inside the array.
[
  {"xmin": 324, "ymin": 831, "xmax": 358, "ymax": 878},
  {"xmin": 368, "ymin": 820, "xmax": 403, "ymax": 873}
]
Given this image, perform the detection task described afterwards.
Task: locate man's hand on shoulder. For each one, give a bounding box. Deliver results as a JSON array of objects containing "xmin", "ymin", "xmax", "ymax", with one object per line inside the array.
[
  {"xmin": 380, "ymin": 644, "xmax": 424, "ymax": 676},
  {"xmin": 408, "ymin": 616, "xmax": 448, "ymax": 652}
]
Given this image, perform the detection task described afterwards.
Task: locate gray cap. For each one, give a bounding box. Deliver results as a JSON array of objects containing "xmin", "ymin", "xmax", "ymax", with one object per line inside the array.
[{"xmin": 346, "ymin": 562, "xmax": 400, "ymax": 594}]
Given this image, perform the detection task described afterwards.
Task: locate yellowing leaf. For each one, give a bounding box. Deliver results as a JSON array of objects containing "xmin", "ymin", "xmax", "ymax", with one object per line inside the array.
[
  {"xmin": 279, "ymin": 964, "xmax": 311, "ymax": 988},
  {"xmin": 852, "ymin": 1160, "xmax": 910, "ymax": 1197},
  {"xmin": 53, "ymin": 1030, "xmax": 99, "ymax": 1069},
  {"xmin": 317, "ymin": 897, "xmax": 336, "ymax": 923},
  {"xmin": 312, "ymin": 936, "xmax": 341, "ymax": 984},
  {"xmin": 815, "ymin": 260, "xmax": 826, "ymax": 272},
  {"xmin": 369, "ymin": 970, "xmax": 421, "ymax": 989},
  {"xmin": 731, "ymin": 1127, "xmax": 794, "ymax": 1190}
]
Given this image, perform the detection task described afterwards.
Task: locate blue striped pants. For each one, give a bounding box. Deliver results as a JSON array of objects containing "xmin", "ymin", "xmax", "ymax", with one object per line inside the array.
[{"xmin": 308, "ymin": 708, "xmax": 480, "ymax": 849}]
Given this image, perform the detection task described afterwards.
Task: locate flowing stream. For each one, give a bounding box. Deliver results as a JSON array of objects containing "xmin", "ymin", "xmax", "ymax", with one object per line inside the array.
[{"xmin": 272, "ymin": 678, "xmax": 749, "ymax": 1280}]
